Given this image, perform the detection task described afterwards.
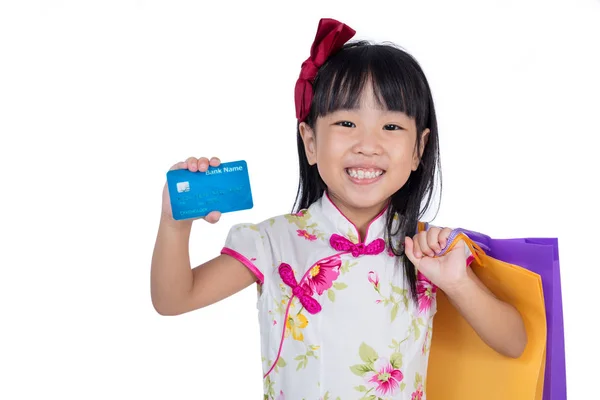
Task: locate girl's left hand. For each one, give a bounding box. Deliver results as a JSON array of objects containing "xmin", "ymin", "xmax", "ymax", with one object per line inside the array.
[{"xmin": 404, "ymin": 227, "xmax": 469, "ymax": 292}]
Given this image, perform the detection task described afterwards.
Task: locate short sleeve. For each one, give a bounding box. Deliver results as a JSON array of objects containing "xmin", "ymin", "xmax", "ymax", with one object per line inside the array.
[{"xmin": 220, "ymin": 223, "xmax": 272, "ymax": 285}]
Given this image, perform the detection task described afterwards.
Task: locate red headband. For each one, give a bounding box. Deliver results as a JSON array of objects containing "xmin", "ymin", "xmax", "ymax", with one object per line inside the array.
[{"xmin": 294, "ymin": 18, "xmax": 356, "ymax": 122}]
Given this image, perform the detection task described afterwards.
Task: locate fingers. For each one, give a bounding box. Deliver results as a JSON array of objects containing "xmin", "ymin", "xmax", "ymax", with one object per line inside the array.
[
  {"xmin": 426, "ymin": 227, "xmax": 443, "ymax": 255},
  {"xmin": 417, "ymin": 227, "xmax": 438, "ymax": 257},
  {"xmin": 439, "ymin": 227, "xmax": 453, "ymax": 250},
  {"xmin": 414, "ymin": 226, "xmax": 453, "ymax": 258},
  {"xmin": 169, "ymin": 161, "xmax": 187, "ymax": 171},
  {"xmin": 171, "ymin": 156, "xmax": 221, "ymax": 172},
  {"xmin": 412, "ymin": 233, "xmax": 423, "ymax": 258},
  {"xmin": 403, "ymin": 236, "xmax": 420, "ymax": 267},
  {"xmin": 184, "ymin": 156, "xmax": 207, "ymax": 172},
  {"xmin": 204, "ymin": 211, "xmax": 221, "ymax": 224}
]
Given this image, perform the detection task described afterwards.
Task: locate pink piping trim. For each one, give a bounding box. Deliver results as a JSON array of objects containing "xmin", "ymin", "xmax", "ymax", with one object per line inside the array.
[
  {"xmin": 466, "ymin": 254, "xmax": 475, "ymax": 267},
  {"xmin": 324, "ymin": 191, "xmax": 388, "ymax": 244},
  {"xmin": 264, "ymin": 287, "xmax": 295, "ymax": 378},
  {"xmin": 263, "ymin": 250, "xmax": 349, "ymax": 378},
  {"xmin": 221, "ymin": 247, "xmax": 264, "ymax": 284},
  {"xmin": 264, "ymin": 194, "xmax": 388, "ymax": 378}
]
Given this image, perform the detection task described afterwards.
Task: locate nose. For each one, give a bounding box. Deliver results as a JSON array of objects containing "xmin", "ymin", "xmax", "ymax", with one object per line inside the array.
[{"xmin": 351, "ymin": 127, "xmax": 384, "ymax": 156}]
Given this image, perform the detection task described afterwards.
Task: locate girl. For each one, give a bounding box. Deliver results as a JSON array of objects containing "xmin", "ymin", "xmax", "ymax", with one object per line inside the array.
[{"xmin": 151, "ymin": 18, "xmax": 527, "ymax": 400}]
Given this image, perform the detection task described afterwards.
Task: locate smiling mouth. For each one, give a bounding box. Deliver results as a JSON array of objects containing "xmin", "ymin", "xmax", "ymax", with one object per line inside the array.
[{"xmin": 345, "ymin": 168, "xmax": 385, "ymax": 180}]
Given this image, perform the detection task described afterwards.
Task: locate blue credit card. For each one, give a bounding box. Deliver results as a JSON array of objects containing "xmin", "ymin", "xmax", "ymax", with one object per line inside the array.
[{"xmin": 166, "ymin": 160, "xmax": 253, "ymax": 220}]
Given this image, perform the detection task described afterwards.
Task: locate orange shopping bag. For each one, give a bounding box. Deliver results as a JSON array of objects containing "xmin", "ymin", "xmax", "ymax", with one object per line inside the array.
[{"xmin": 423, "ymin": 225, "xmax": 547, "ymax": 400}]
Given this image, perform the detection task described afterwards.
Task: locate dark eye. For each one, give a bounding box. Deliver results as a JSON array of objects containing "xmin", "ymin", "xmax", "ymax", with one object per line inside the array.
[
  {"xmin": 384, "ymin": 124, "xmax": 403, "ymax": 131},
  {"xmin": 335, "ymin": 121, "xmax": 356, "ymax": 128}
]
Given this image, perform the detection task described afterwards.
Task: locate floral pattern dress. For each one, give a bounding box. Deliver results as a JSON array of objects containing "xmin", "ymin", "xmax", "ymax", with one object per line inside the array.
[{"xmin": 221, "ymin": 193, "xmax": 444, "ymax": 400}]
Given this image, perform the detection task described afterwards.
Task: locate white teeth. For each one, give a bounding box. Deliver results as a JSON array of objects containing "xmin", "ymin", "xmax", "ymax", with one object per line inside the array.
[{"xmin": 346, "ymin": 168, "xmax": 384, "ymax": 180}]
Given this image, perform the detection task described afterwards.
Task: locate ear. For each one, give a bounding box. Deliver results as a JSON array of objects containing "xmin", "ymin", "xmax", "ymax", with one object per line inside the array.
[
  {"xmin": 412, "ymin": 128, "xmax": 430, "ymax": 171},
  {"xmin": 299, "ymin": 122, "xmax": 317, "ymax": 165}
]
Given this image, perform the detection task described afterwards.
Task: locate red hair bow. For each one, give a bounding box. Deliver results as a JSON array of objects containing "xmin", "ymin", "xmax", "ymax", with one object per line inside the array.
[{"xmin": 294, "ymin": 18, "xmax": 356, "ymax": 122}]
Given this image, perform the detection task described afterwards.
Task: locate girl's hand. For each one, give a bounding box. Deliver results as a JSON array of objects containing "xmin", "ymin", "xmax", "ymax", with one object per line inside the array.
[
  {"xmin": 404, "ymin": 226, "xmax": 469, "ymax": 293},
  {"xmin": 161, "ymin": 156, "xmax": 222, "ymax": 224}
]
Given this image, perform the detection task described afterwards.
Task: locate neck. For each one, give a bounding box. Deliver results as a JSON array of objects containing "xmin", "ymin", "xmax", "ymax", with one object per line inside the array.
[{"xmin": 327, "ymin": 192, "xmax": 388, "ymax": 242}]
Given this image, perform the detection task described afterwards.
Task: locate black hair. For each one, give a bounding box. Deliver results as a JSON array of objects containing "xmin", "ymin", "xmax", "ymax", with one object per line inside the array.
[{"xmin": 292, "ymin": 41, "xmax": 441, "ymax": 302}]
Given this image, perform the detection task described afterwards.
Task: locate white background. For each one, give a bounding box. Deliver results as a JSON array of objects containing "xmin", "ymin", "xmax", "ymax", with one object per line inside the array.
[{"xmin": 1, "ymin": 0, "xmax": 599, "ymax": 398}]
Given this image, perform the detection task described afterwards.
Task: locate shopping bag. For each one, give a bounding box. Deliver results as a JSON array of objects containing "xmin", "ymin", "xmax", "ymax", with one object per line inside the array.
[
  {"xmin": 423, "ymin": 225, "xmax": 548, "ymax": 400},
  {"xmin": 451, "ymin": 229, "xmax": 566, "ymax": 400}
]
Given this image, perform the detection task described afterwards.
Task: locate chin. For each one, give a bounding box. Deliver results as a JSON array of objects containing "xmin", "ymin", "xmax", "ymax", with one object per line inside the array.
[
  {"xmin": 331, "ymin": 187, "xmax": 391, "ymax": 211},
  {"xmin": 354, "ymin": 196, "xmax": 390, "ymax": 211}
]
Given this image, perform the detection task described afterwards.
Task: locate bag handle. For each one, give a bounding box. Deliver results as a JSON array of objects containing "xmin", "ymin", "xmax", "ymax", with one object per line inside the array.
[{"xmin": 417, "ymin": 222, "xmax": 486, "ymax": 266}]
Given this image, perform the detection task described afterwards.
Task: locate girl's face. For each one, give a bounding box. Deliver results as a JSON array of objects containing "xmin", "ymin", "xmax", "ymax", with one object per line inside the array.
[{"xmin": 300, "ymin": 82, "xmax": 429, "ymax": 222}]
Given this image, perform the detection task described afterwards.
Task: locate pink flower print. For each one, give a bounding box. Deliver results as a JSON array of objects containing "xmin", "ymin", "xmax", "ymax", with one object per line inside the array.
[
  {"xmin": 368, "ymin": 271, "xmax": 380, "ymax": 288},
  {"xmin": 304, "ymin": 255, "xmax": 341, "ymax": 295},
  {"xmin": 364, "ymin": 357, "xmax": 403, "ymax": 396},
  {"xmin": 388, "ymin": 248, "xmax": 395, "ymax": 257},
  {"xmin": 275, "ymin": 390, "xmax": 285, "ymax": 400},
  {"xmin": 293, "ymin": 210, "xmax": 305, "ymax": 217},
  {"xmin": 250, "ymin": 257, "xmax": 256, "ymax": 261},
  {"xmin": 411, "ymin": 384, "xmax": 424, "ymax": 400},
  {"xmin": 297, "ymin": 229, "xmax": 317, "ymax": 241},
  {"xmin": 416, "ymin": 271, "xmax": 437, "ymax": 314}
]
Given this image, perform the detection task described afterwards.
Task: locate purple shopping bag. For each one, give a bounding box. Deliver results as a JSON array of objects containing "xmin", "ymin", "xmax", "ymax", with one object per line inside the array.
[{"xmin": 454, "ymin": 228, "xmax": 566, "ymax": 400}]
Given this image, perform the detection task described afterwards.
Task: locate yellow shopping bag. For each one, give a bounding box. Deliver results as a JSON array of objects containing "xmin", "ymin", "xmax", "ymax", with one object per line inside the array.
[{"xmin": 422, "ymin": 224, "xmax": 547, "ymax": 400}]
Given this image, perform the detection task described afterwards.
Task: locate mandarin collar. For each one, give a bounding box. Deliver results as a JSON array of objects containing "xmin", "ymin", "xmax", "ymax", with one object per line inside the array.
[{"xmin": 317, "ymin": 192, "xmax": 389, "ymax": 245}]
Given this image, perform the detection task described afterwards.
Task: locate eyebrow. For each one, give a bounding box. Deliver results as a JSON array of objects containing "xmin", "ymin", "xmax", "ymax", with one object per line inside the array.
[{"xmin": 330, "ymin": 108, "xmax": 410, "ymax": 119}]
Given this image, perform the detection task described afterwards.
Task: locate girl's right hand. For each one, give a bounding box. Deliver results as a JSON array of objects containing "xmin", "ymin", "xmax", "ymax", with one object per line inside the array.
[{"xmin": 161, "ymin": 156, "xmax": 222, "ymax": 224}]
